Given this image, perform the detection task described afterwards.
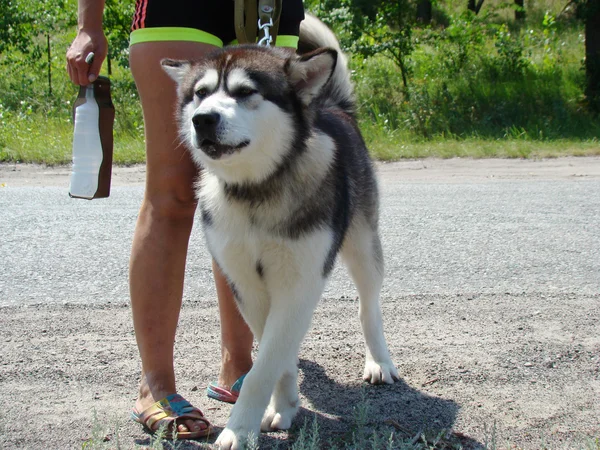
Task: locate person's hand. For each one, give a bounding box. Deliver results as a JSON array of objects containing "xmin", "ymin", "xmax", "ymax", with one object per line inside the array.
[{"xmin": 66, "ymin": 29, "xmax": 108, "ymax": 86}]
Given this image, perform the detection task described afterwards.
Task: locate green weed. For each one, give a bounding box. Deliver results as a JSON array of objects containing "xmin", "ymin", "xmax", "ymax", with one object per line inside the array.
[{"xmin": 81, "ymin": 410, "xmax": 123, "ymax": 450}]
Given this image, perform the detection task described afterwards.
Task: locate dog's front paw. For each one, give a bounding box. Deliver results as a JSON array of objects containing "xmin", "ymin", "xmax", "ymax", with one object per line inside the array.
[
  {"xmin": 260, "ymin": 403, "xmax": 297, "ymax": 431},
  {"xmin": 215, "ymin": 428, "xmax": 250, "ymax": 450},
  {"xmin": 363, "ymin": 359, "xmax": 399, "ymax": 384}
]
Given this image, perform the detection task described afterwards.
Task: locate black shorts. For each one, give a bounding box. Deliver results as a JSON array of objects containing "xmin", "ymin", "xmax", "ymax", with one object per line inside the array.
[{"xmin": 130, "ymin": 0, "xmax": 305, "ymax": 48}]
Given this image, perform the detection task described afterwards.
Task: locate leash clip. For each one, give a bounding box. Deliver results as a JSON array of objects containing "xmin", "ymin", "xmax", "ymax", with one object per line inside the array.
[{"xmin": 257, "ymin": 18, "xmax": 273, "ymax": 47}]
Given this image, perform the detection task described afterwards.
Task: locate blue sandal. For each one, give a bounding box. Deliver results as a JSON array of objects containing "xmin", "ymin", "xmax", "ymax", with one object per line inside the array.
[{"xmin": 206, "ymin": 374, "xmax": 246, "ymax": 403}]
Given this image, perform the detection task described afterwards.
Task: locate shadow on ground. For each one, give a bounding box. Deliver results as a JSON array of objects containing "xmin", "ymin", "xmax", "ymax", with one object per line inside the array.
[
  {"xmin": 293, "ymin": 359, "xmax": 483, "ymax": 449},
  {"xmin": 134, "ymin": 359, "xmax": 483, "ymax": 449}
]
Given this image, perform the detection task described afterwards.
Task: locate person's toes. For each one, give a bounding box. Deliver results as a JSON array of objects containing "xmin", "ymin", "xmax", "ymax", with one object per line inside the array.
[
  {"xmin": 193, "ymin": 419, "xmax": 208, "ymax": 431},
  {"xmin": 182, "ymin": 419, "xmax": 206, "ymax": 433}
]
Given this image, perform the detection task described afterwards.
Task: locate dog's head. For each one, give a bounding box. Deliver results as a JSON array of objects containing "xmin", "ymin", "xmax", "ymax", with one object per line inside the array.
[{"xmin": 162, "ymin": 46, "xmax": 337, "ymax": 184}]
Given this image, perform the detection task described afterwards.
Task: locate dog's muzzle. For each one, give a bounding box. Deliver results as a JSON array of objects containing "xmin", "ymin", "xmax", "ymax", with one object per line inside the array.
[{"xmin": 192, "ymin": 112, "xmax": 249, "ymax": 159}]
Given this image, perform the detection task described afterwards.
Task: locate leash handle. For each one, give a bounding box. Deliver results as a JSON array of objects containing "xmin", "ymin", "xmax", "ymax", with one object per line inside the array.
[{"xmin": 234, "ymin": 0, "xmax": 257, "ymax": 44}]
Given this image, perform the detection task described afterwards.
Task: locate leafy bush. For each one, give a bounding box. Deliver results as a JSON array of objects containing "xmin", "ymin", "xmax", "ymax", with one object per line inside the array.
[
  {"xmin": 1, "ymin": 0, "xmax": 599, "ymax": 164},
  {"xmin": 348, "ymin": 5, "xmax": 599, "ymax": 141}
]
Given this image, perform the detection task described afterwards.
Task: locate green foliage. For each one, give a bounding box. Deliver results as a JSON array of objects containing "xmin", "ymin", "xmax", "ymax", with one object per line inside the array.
[
  {"xmin": 0, "ymin": 0, "xmax": 33, "ymax": 53},
  {"xmin": 0, "ymin": 0, "xmax": 142, "ymax": 164},
  {"xmin": 1, "ymin": 0, "xmax": 599, "ymax": 164},
  {"xmin": 344, "ymin": 1, "xmax": 599, "ymax": 143},
  {"xmin": 493, "ymin": 24, "xmax": 529, "ymax": 74},
  {"xmin": 435, "ymin": 10, "xmax": 490, "ymax": 74},
  {"xmin": 104, "ymin": 0, "xmax": 136, "ymax": 73},
  {"xmin": 356, "ymin": 47, "xmax": 598, "ymax": 142},
  {"xmin": 310, "ymin": 0, "xmax": 415, "ymax": 88},
  {"xmin": 291, "ymin": 416, "xmax": 320, "ymax": 450},
  {"xmin": 354, "ymin": 1, "xmax": 414, "ymax": 88}
]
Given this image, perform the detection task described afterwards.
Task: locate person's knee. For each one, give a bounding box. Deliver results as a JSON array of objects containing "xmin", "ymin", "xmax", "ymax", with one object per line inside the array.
[{"xmin": 143, "ymin": 178, "xmax": 198, "ymax": 222}]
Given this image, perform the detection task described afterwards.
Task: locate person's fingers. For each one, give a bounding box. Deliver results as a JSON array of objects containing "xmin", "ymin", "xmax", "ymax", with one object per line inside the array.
[
  {"xmin": 66, "ymin": 50, "xmax": 89, "ymax": 85},
  {"xmin": 88, "ymin": 55, "xmax": 102, "ymax": 83},
  {"xmin": 77, "ymin": 57, "xmax": 92, "ymax": 86},
  {"xmin": 66, "ymin": 32, "xmax": 106, "ymax": 85},
  {"xmin": 66, "ymin": 61, "xmax": 75, "ymax": 84}
]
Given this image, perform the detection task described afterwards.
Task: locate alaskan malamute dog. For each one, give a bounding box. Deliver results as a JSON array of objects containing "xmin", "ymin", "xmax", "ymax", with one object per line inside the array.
[{"xmin": 162, "ymin": 15, "xmax": 399, "ymax": 449}]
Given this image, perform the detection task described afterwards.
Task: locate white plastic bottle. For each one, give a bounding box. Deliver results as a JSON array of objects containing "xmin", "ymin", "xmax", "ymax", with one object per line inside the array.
[{"xmin": 69, "ymin": 85, "xmax": 104, "ymax": 199}]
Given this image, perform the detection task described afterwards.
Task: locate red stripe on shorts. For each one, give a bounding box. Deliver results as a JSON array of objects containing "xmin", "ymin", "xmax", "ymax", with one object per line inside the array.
[
  {"xmin": 140, "ymin": 0, "xmax": 149, "ymax": 29},
  {"xmin": 132, "ymin": 0, "xmax": 148, "ymax": 30}
]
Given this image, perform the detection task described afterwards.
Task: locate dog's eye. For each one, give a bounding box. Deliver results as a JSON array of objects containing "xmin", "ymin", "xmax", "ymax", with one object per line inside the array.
[
  {"xmin": 235, "ymin": 87, "xmax": 257, "ymax": 98},
  {"xmin": 196, "ymin": 88, "xmax": 209, "ymax": 98}
]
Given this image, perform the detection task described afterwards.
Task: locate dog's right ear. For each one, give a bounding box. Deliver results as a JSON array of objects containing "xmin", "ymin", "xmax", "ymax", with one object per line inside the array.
[
  {"xmin": 285, "ymin": 48, "xmax": 337, "ymax": 106},
  {"xmin": 161, "ymin": 59, "xmax": 191, "ymax": 85}
]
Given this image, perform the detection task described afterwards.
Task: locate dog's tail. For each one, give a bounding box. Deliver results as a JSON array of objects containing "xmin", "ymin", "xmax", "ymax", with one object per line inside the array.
[{"xmin": 298, "ymin": 14, "xmax": 355, "ymax": 114}]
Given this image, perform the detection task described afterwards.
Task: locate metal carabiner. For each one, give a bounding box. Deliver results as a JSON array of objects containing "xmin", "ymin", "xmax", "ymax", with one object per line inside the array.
[{"xmin": 257, "ymin": 18, "xmax": 273, "ymax": 47}]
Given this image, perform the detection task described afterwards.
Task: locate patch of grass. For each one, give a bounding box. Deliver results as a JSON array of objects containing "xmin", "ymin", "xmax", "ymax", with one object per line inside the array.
[
  {"xmin": 361, "ymin": 121, "xmax": 600, "ymax": 161},
  {"xmin": 318, "ymin": 390, "xmax": 466, "ymax": 450},
  {"xmin": 354, "ymin": 42, "xmax": 600, "ymax": 143},
  {"xmin": 1, "ymin": 107, "xmax": 597, "ymax": 166},
  {"xmin": 111, "ymin": 133, "xmax": 146, "ymax": 165},
  {"xmin": 0, "ymin": 112, "xmax": 72, "ymax": 165},
  {"xmin": 0, "ymin": 110, "xmax": 145, "ymax": 165},
  {"xmin": 586, "ymin": 438, "xmax": 600, "ymax": 450}
]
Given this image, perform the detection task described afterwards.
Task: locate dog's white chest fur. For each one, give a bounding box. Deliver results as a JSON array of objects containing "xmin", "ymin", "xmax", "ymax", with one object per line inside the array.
[{"xmin": 199, "ymin": 173, "xmax": 333, "ymax": 309}]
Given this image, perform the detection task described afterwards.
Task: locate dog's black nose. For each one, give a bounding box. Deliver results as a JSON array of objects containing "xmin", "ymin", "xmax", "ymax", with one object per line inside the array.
[{"xmin": 192, "ymin": 112, "xmax": 220, "ymax": 135}]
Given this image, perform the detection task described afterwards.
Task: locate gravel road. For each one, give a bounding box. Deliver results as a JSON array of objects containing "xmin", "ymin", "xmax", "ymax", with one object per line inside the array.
[{"xmin": 0, "ymin": 158, "xmax": 599, "ymax": 449}]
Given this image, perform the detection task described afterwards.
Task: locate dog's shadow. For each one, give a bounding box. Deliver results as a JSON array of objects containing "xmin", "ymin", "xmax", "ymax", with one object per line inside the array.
[
  {"xmin": 136, "ymin": 358, "xmax": 483, "ymax": 449},
  {"xmin": 272, "ymin": 358, "xmax": 483, "ymax": 449}
]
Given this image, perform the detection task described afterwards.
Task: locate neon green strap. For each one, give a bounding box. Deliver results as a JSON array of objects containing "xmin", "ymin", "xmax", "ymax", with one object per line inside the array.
[
  {"xmin": 130, "ymin": 28, "xmax": 298, "ymax": 49},
  {"xmin": 229, "ymin": 35, "xmax": 298, "ymax": 48},
  {"xmin": 130, "ymin": 28, "xmax": 223, "ymax": 47}
]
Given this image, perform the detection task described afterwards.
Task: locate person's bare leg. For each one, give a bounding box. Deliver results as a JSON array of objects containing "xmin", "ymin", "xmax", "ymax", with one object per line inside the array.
[
  {"xmin": 129, "ymin": 40, "xmax": 251, "ymax": 434},
  {"xmin": 214, "ymin": 261, "xmax": 253, "ymax": 390}
]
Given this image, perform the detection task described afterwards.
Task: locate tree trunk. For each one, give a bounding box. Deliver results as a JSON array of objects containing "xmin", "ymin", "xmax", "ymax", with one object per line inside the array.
[
  {"xmin": 416, "ymin": 0, "xmax": 432, "ymax": 24},
  {"xmin": 46, "ymin": 34, "xmax": 52, "ymax": 96},
  {"xmin": 585, "ymin": 0, "xmax": 600, "ymax": 112},
  {"xmin": 468, "ymin": 0, "xmax": 485, "ymax": 14},
  {"xmin": 515, "ymin": 0, "xmax": 525, "ymax": 20}
]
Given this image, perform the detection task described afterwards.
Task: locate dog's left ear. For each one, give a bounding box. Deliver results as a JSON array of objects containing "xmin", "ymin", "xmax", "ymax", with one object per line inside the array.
[
  {"xmin": 161, "ymin": 58, "xmax": 192, "ymax": 85},
  {"xmin": 286, "ymin": 48, "xmax": 337, "ymax": 105}
]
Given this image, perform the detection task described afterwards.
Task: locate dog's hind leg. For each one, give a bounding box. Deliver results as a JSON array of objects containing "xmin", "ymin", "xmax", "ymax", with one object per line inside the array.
[{"xmin": 341, "ymin": 223, "xmax": 399, "ymax": 385}]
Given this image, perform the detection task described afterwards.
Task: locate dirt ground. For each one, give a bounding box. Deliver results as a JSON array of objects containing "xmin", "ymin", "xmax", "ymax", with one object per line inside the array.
[{"xmin": 1, "ymin": 158, "xmax": 599, "ymax": 449}]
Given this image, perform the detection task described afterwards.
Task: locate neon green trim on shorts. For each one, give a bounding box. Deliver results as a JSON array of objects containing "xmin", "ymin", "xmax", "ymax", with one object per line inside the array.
[
  {"xmin": 130, "ymin": 28, "xmax": 223, "ymax": 47},
  {"xmin": 274, "ymin": 35, "xmax": 299, "ymax": 48},
  {"xmin": 228, "ymin": 35, "xmax": 300, "ymax": 48}
]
